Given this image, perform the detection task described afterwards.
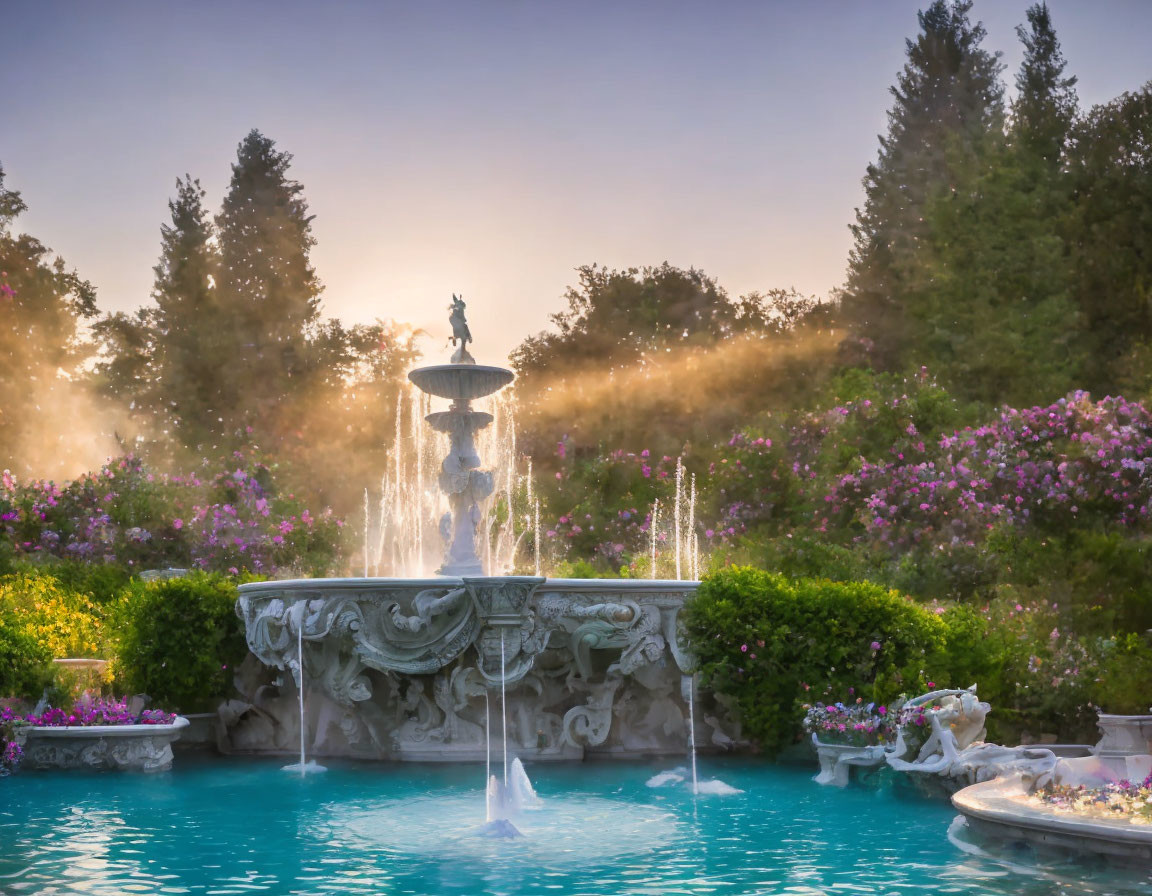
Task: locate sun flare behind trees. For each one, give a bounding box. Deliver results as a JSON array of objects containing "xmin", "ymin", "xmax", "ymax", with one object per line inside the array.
[{"xmin": 91, "ymin": 130, "xmax": 418, "ymax": 510}]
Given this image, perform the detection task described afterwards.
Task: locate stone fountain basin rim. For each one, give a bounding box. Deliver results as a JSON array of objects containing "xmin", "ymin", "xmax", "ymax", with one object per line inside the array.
[
  {"xmin": 237, "ymin": 576, "xmax": 700, "ymax": 595},
  {"xmin": 952, "ymin": 775, "xmax": 1152, "ymax": 847},
  {"xmin": 17, "ymin": 717, "xmax": 190, "ymax": 739}
]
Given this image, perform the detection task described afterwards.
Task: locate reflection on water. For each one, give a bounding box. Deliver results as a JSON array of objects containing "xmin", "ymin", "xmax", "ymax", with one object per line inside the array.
[{"xmin": 0, "ymin": 757, "xmax": 1148, "ymax": 896}]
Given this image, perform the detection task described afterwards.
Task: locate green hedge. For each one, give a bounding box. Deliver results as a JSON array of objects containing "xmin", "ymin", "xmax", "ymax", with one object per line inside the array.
[
  {"xmin": 113, "ymin": 573, "xmax": 248, "ymax": 712},
  {"xmin": 683, "ymin": 567, "xmax": 952, "ymax": 754}
]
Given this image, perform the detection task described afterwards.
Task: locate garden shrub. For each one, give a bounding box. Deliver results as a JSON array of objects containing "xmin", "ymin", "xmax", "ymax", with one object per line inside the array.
[
  {"xmin": 0, "ymin": 571, "xmax": 106, "ymax": 658},
  {"xmin": 1093, "ymin": 633, "xmax": 1152, "ymax": 715},
  {"xmin": 113, "ymin": 572, "xmax": 247, "ymax": 712},
  {"xmin": 683, "ymin": 566, "xmax": 950, "ymax": 755},
  {"xmin": 0, "ymin": 617, "xmax": 52, "ymax": 700}
]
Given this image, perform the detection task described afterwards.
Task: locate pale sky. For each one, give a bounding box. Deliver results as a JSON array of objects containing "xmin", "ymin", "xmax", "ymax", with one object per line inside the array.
[{"xmin": 4, "ymin": 1, "xmax": 1151, "ymax": 362}]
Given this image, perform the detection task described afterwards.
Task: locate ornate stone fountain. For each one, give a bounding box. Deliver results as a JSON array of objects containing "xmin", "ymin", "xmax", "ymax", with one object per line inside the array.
[{"xmin": 226, "ymin": 298, "xmax": 741, "ymax": 761}]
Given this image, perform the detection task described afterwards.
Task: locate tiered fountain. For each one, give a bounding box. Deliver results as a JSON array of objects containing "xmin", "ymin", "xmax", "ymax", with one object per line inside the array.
[{"xmin": 224, "ymin": 297, "xmax": 742, "ymax": 763}]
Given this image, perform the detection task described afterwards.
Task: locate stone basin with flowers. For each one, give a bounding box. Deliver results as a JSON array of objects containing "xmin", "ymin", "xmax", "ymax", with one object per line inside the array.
[{"xmin": 3, "ymin": 699, "xmax": 188, "ymax": 773}]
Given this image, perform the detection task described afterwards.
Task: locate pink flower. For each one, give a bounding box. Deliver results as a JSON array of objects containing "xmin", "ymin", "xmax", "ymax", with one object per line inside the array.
[
  {"xmin": 172, "ymin": 518, "xmax": 183, "ymax": 530},
  {"xmin": 740, "ymin": 644, "xmax": 748, "ymax": 653}
]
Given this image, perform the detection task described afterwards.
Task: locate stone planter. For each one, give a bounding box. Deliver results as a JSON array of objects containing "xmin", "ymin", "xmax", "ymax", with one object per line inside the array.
[
  {"xmin": 812, "ymin": 735, "xmax": 888, "ymax": 787},
  {"xmin": 15, "ymin": 717, "xmax": 190, "ymax": 772},
  {"xmin": 1094, "ymin": 712, "xmax": 1152, "ymax": 776}
]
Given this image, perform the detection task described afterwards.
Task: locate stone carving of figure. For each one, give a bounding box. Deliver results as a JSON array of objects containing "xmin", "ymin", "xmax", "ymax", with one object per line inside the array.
[{"xmin": 448, "ymin": 294, "xmax": 475, "ymax": 364}]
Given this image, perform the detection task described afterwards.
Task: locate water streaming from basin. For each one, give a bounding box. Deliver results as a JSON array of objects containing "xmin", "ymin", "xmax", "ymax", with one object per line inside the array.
[{"xmin": 282, "ymin": 601, "xmax": 325, "ymax": 776}]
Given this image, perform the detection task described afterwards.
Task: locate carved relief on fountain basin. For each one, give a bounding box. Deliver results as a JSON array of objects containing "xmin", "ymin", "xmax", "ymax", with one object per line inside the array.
[{"xmin": 226, "ymin": 577, "xmax": 744, "ymax": 761}]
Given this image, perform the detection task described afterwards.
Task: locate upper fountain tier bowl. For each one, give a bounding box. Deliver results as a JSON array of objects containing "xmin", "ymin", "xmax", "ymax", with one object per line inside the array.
[{"xmin": 408, "ymin": 364, "xmax": 515, "ymax": 401}]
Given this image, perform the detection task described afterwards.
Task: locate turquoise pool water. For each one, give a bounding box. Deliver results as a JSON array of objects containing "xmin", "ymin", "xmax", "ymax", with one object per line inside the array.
[{"xmin": 0, "ymin": 757, "xmax": 1147, "ymax": 895}]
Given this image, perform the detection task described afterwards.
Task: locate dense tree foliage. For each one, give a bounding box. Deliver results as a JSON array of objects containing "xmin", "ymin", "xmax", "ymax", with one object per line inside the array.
[
  {"xmin": 1066, "ymin": 83, "xmax": 1152, "ymax": 396},
  {"xmin": 512, "ymin": 263, "xmax": 829, "ymax": 466},
  {"xmin": 0, "ymin": 166, "xmax": 100, "ymax": 476}
]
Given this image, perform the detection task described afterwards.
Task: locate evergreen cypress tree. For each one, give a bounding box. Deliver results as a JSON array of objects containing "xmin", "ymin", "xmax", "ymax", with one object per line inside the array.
[
  {"xmin": 214, "ymin": 129, "xmax": 321, "ymax": 439},
  {"xmin": 153, "ymin": 176, "xmax": 224, "ymax": 447},
  {"xmin": 842, "ymin": 0, "xmax": 1004, "ymax": 369},
  {"xmin": 1012, "ymin": 2, "xmax": 1078, "ymax": 167},
  {"xmin": 898, "ymin": 2, "xmax": 1081, "ymax": 407}
]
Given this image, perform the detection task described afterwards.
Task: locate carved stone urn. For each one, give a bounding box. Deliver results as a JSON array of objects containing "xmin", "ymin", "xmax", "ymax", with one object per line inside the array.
[{"xmin": 1094, "ymin": 711, "xmax": 1152, "ymax": 775}]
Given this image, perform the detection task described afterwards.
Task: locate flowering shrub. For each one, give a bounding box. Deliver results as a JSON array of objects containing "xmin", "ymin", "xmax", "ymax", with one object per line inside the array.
[
  {"xmin": 802, "ymin": 699, "xmax": 893, "ymax": 747},
  {"xmin": 1032, "ymin": 775, "xmax": 1152, "ymax": 824},
  {"xmin": 537, "ymin": 447, "xmax": 697, "ymax": 575},
  {"xmin": 0, "ymin": 454, "xmax": 343, "ymax": 576},
  {"xmin": 1, "ymin": 739, "xmax": 22, "ymax": 774},
  {"xmin": 823, "ymin": 392, "xmax": 1152, "ymax": 571},
  {"xmin": 0, "ymin": 707, "xmax": 26, "ymax": 776}
]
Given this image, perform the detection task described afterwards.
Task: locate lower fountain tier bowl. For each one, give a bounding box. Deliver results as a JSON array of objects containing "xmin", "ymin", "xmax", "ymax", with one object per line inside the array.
[
  {"xmin": 408, "ymin": 364, "xmax": 514, "ymax": 401},
  {"xmin": 425, "ymin": 410, "xmax": 493, "ymax": 434}
]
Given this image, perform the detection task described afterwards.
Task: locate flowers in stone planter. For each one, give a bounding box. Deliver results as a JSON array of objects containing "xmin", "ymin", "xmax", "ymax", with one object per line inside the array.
[
  {"xmin": 2, "ymin": 697, "xmax": 176, "ymax": 728},
  {"xmin": 1032, "ymin": 775, "xmax": 1152, "ymax": 824},
  {"xmin": 895, "ymin": 699, "xmax": 941, "ymax": 756},
  {"xmin": 802, "ymin": 699, "xmax": 893, "ymax": 747}
]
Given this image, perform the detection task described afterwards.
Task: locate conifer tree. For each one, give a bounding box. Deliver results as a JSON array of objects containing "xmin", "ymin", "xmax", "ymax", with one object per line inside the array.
[
  {"xmin": 1012, "ymin": 2, "xmax": 1078, "ymax": 167},
  {"xmin": 1067, "ymin": 85, "xmax": 1152, "ymax": 394},
  {"xmin": 842, "ymin": 0, "xmax": 1005, "ymax": 369},
  {"xmin": 899, "ymin": 2, "xmax": 1081, "ymax": 406},
  {"xmin": 151, "ymin": 176, "xmax": 223, "ymax": 446},
  {"xmin": 214, "ymin": 129, "xmax": 321, "ymax": 439}
]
